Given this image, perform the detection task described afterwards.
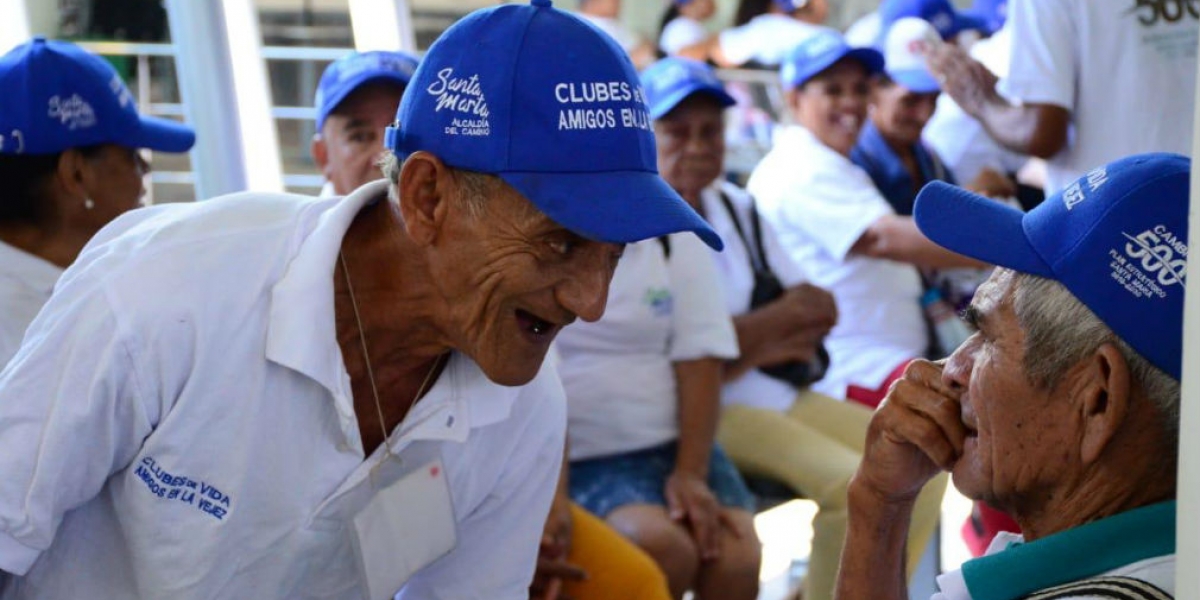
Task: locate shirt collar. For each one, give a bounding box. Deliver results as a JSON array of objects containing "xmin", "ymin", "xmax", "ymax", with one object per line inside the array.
[
  {"xmin": 264, "ymin": 180, "xmax": 518, "ymax": 443},
  {"xmin": 957, "ymin": 500, "xmax": 1177, "ymax": 600},
  {"xmin": 265, "ymin": 180, "xmax": 387, "ymax": 404},
  {"xmin": 0, "ymin": 240, "xmax": 64, "ymax": 296}
]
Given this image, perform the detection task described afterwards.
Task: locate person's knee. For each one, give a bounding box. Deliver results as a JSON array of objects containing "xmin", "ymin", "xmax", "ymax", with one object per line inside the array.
[
  {"xmin": 695, "ymin": 510, "xmax": 761, "ymax": 599},
  {"xmin": 607, "ymin": 507, "xmax": 700, "ymax": 596}
]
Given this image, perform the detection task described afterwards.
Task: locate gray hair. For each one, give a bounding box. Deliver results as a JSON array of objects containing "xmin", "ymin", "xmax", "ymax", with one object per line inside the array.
[
  {"xmin": 377, "ymin": 150, "xmax": 494, "ymax": 218},
  {"xmin": 1012, "ymin": 271, "xmax": 1180, "ymax": 442}
]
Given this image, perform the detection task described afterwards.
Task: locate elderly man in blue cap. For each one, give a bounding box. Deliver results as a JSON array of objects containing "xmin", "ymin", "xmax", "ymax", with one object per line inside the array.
[
  {"xmin": 836, "ymin": 153, "xmax": 1185, "ymax": 600},
  {"xmin": 0, "ymin": 1, "xmax": 720, "ymax": 598},
  {"xmin": 310, "ymin": 50, "xmax": 418, "ymax": 196}
]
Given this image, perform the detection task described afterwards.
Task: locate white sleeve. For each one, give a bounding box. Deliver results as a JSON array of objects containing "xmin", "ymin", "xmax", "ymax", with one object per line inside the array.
[
  {"xmin": 660, "ymin": 18, "xmax": 708, "ymax": 54},
  {"xmin": 761, "ymin": 166, "xmax": 892, "ymax": 263},
  {"xmin": 396, "ymin": 377, "xmax": 566, "ymax": 600},
  {"xmin": 0, "ymin": 283, "xmax": 154, "ymax": 575},
  {"xmin": 717, "ymin": 23, "xmax": 760, "ymax": 66},
  {"xmin": 997, "ymin": 0, "xmax": 1076, "ymax": 110},
  {"xmin": 665, "ymin": 233, "xmax": 739, "ymax": 362}
]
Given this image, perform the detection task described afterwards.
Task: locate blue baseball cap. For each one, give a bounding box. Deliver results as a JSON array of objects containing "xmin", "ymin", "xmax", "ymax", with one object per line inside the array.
[
  {"xmin": 386, "ymin": 0, "xmax": 721, "ymax": 250},
  {"xmin": 780, "ymin": 28, "xmax": 884, "ymax": 89},
  {"xmin": 641, "ymin": 58, "xmax": 736, "ymax": 120},
  {"xmin": 314, "ymin": 50, "xmax": 419, "ymax": 131},
  {"xmin": 882, "ymin": 18, "xmax": 942, "ymax": 93},
  {"xmin": 963, "ymin": 0, "xmax": 1007, "ymax": 35},
  {"xmin": 914, "ymin": 153, "xmax": 1190, "ymax": 380},
  {"xmin": 0, "ymin": 37, "xmax": 195, "ymax": 155},
  {"xmin": 773, "ymin": 0, "xmax": 808, "ymax": 11},
  {"xmin": 879, "ymin": 0, "xmax": 987, "ymax": 41}
]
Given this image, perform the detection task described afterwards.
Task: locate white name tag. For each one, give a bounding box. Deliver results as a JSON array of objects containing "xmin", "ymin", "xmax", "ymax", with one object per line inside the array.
[{"xmin": 351, "ymin": 457, "xmax": 457, "ymax": 600}]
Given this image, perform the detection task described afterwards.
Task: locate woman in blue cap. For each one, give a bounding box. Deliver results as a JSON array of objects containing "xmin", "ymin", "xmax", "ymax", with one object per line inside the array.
[{"xmin": 0, "ymin": 37, "xmax": 195, "ymax": 366}]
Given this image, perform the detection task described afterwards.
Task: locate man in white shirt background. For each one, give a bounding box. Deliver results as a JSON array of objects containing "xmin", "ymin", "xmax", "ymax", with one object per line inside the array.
[{"xmin": 927, "ymin": 0, "xmax": 1198, "ymax": 195}]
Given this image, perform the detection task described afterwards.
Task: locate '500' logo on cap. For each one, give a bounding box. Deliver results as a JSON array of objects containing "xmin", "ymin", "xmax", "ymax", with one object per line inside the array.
[{"xmin": 1123, "ymin": 226, "xmax": 1187, "ymax": 287}]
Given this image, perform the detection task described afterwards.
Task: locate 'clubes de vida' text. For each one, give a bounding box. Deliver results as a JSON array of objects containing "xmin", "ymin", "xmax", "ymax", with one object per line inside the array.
[{"xmin": 555, "ymin": 80, "xmax": 653, "ymax": 132}]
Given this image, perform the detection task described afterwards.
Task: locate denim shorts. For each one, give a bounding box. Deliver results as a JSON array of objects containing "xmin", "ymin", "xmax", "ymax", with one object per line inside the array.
[{"xmin": 568, "ymin": 441, "xmax": 756, "ymax": 518}]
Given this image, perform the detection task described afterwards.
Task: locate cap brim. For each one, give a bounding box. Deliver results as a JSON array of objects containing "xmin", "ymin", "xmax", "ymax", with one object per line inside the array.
[
  {"xmin": 649, "ymin": 85, "xmax": 737, "ymax": 120},
  {"xmin": 846, "ymin": 47, "xmax": 885, "ymax": 75},
  {"xmin": 317, "ymin": 71, "xmax": 412, "ymax": 130},
  {"xmin": 130, "ymin": 115, "xmax": 196, "ymax": 153},
  {"xmin": 949, "ymin": 13, "xmax": 989, "ymax": 37},
  {"xmin": 790, "ymin": 47, "xmax": 884, "ymax": 88},
  {"xmin": 887, "ymin": 67, "xmax": 940, "ymax": 93},
  {"xmin": 499, "ymin": 169, "xmax": 723, "ymax": 250},
  {"xmin": 913, "ymin": 181, "xmax": 1051, "ymax": 276}
]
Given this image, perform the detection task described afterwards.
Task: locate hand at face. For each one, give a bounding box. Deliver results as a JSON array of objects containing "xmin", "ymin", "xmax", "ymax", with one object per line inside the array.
[
  {"xmin": 665, "ymin": 470, "xmax": 731, "ymax": 561},
  {"xmin": 924, "ymin": 42, "xmax": 999, "ymax": 119},
  {"xmin": 856, "ymin": 360, "xmax": 968, "ymax": 504}
]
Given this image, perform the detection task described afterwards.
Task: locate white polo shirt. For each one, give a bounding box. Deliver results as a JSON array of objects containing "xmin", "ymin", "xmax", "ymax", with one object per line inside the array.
[
  {"xmin": 999, "ymin": 0, "xmax": 1198, "ymax": 194},
  {"xmin": 0, "ymin": 181, "xmax": 564, "ymax": 599},
  {"xmin": 718, "ymin": 15, "xmax": 821, "ymax": 66},
  {"xmin": 748, "ymin": 126, "xmax": 927, "ymax": 399},
  {"xmin": 558, "ymin": 234, "xmax": 738, "ymax": 461},
  {"xmin": 0, "ymin": 241, "xmax": 62, "ymax": 368},
  {"xmin": 698, "ymin": 180, "xmax": 809, "ymax": 412}
]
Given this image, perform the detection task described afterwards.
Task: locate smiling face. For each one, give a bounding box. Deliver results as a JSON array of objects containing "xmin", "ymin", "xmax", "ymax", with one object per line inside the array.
[
  {"xmin": 942, "ymin": 269, "xmax": 1082, "ymax": 511},
  {"xmin": 654, "ymin": 93, "xmax": 726, "ymax": 204},
  {"xmin": 428, "ymin": 176, "xmax": 625, "ymax": 386},
  {"xmin": 313, "ymin": 81, "xmax": 405, "ymax": 195},
  {"xmin": 870, "ymin": 79, "xmax": 939, "ymax": 147},
  {"xmin": 790, "ymin": 57, "xmax": 871, "ymax": 156}
]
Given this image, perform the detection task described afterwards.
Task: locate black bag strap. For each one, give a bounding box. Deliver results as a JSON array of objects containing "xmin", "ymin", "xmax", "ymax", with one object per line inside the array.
[
  {"xmin": 716, "ymin": 189, "xmax": 771, "ymax": 273},
  {"xmin": 1020, "ymin": 576, "xmax": 1173, "ymax": 600}
]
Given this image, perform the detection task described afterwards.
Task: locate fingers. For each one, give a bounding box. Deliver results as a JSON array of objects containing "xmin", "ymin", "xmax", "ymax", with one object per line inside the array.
[
  {"xmin": 880, "ymin": 363, "xmax": 968, "ymax": 469},
  {"xmin": 535, "ymin": 557, "xmax": 589, "ymax": 582}
]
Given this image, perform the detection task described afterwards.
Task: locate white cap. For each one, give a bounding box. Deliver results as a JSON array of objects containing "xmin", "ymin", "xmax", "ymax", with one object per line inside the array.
[{"xmin": 882, "ymin": 17, "xmax": 942, "ymax": 93}]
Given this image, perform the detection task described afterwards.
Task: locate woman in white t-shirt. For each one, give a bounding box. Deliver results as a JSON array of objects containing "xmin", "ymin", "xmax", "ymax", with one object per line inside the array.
[
  {"xmin": 748, "ymin": 29, "xmax": 985, "ymax": 408},
  {"xmin": 658, "ymin": 0, "xmax": 716, "ymax": 57},
  {"xmin": 556, "ymin": 226, "xmax": 761, "ymax": 597}
]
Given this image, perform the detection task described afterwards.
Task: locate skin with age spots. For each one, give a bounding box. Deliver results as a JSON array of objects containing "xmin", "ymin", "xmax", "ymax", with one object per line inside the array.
[
  {"xmin": 945, "ymin": 270, "xmax": 1083, "ymax": 513},
  {"xmin": 424, "ymin": 178, "xmax": 625, "ymax": 386}
]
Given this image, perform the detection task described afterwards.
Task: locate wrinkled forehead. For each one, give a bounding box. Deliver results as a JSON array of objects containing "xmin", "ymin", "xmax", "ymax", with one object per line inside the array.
[{"xmin": 972, "ymin": 268, "xmax": 1020, "ymax": 316}]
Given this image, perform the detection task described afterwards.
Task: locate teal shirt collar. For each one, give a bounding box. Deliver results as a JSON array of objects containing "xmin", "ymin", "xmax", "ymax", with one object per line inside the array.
[{"xmin": 962, "ymin": 500, "xmax": 1176, "ymax": 600}]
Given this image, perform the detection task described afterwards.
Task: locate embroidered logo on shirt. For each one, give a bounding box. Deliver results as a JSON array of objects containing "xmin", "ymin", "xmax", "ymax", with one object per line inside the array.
[
  {"xmin": 134, "ymin": 456, "xmax": 233, "ymax": 521},
  {"xmin": 643, "ymin": 287, "xmax": 673, "ymax": 317}
]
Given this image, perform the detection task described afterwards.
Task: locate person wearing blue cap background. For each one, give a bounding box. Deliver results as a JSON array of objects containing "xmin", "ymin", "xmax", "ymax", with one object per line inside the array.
[
  {"xmin": 851, "ymin": 17, "xmax": 955, "ymax": 217},
  {"xmin": 749, "ymin": 29, "xmax": 982, "ymax": 410},
  {"xmin": 0, "ymin": 1, "xmax": 720, "ymax": 598},
  {"xmin": 310, "ymin": 50, "xmax": 418, "ymax": 197},
  {"xmin": 836, "ymin": 153, "xmax": 1186, "ymax": 600},
  {"xmin": 0, "ymin": 37, "xmax": 195, "ymax": 368}
]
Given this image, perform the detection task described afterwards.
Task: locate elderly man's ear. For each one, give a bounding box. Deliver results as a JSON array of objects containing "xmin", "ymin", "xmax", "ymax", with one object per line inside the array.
[
  {"xmin": 397, "ymin": 151, "xmax": 453, "ymax": 246},
  {"xmin": 1076, "ymin": 343, "xmax": 1134, "ymax": 466}
]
